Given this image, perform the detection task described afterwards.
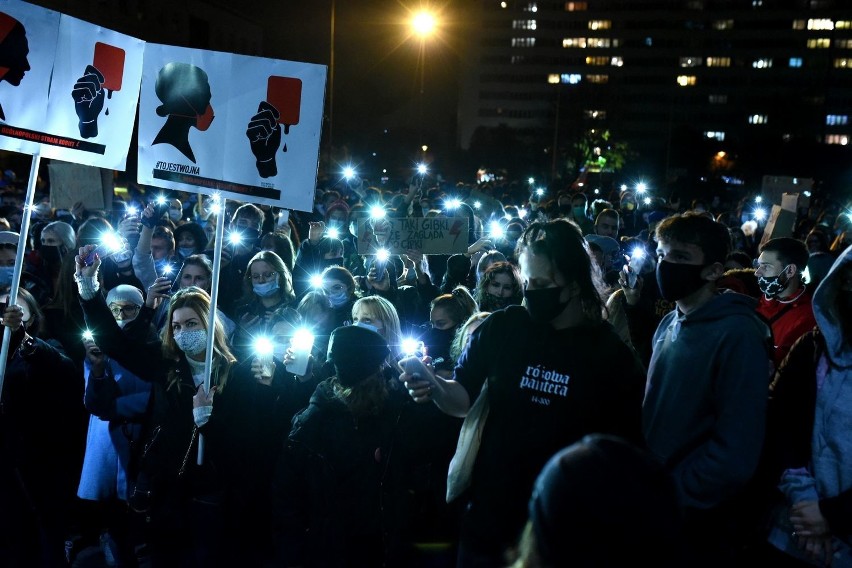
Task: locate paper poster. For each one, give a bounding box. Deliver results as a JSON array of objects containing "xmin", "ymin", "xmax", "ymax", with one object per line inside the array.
[
  {"xmin": 0, "ymin": 0, "xmax": 143, "ymax": 170},
  {"xmin": 357, "ymin": 217, "xmax": 470, "ymax": 255},
  {"xmin": 137, "ymin": 43, "xmax": 326, "ymax": 212}
]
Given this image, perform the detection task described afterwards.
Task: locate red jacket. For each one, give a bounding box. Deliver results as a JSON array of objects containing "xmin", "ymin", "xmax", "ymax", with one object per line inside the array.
[{"xmin": 756, "ymin": 286, "xmax": 817, "ymax": 368}]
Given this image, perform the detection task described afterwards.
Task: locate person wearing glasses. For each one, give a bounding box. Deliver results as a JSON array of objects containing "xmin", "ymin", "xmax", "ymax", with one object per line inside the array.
[{"xmin": 232, "ymin": 250, "xmax": 298, "ymax": 358}]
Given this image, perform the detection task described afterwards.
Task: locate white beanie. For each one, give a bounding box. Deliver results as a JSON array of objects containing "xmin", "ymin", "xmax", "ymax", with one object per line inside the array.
[{"xmin": 106, "ymin": 284, "xmax": 144, "ymax": 307}]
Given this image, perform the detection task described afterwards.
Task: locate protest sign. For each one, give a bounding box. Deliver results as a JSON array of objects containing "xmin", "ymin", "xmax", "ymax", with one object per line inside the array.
[
  {"xmin": 47, "ymin": 160, "xmax": 112, "ymax": 211},
  {"xmin": 0, "ymin": 0, "xmax": 144, "ymax": 170},
  {"xmin": 137, "ymin": 43, "xmax": 326, "ymax": 212},
  {"xmin": 759, "ymin": 193, "xmax": 798, "ymax": 249},
  {"xmin": 357, "ymin": 217, "xmax": 470, "ymax": 255}
]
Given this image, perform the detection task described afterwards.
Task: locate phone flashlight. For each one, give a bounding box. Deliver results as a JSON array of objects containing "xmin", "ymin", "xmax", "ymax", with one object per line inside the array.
[
  {"xmin": 254, "ymin": 336, "xmax": 275, "ymax": 376},
  {"xmin": 635, "ymin": 183, "xmax": 648, "ymax": 194},
  {"xmin": 369, "ymin": 205, "xmax": 387, "ymax": 220},
  {"xmin": 155, "ymin": 195, "xmax": 168, "ymax": 206},
  {"xmin": 327, "ymin": 227, "xmax": 340, "ymax": 239},
  {"xmin": 343, "ymin": 166, "xmax": 356, "ymax": 180},
  {"xmin": 309, "ymin": 274, "xmax": 324, "ymax": 288},
  {"xmin": 643, "ymin": 197, "xmax": 652, "ymax": 205},
  {"xmin": 162, "ymin": 264, "xmax": 174, "ymax": 276},
  {"xmin": 126, "ymin": 206, "xmax": 138, "ymax": 216},
  {"xmin": 376, "ymin": 249, "xmax": 390, "ymax": 263},
  {"xmin": 445, "ymin": 198, "xmax": 462, "ymax": 210},
  {"xmin": 536, "ymin": 188, "xmax": 545, "ymax": 197},
  {"xmin": 285, "ymin": 329, "xmax": 315, "ymax": 376},
  {"xmin": 489, "ymin": 221, "xmax": 505, "ymax": 240},
  {"xmin": 82, "ymin": 329, "xmax": 94, "ymax": 342},
  {"xmin": 416, "ymin": 164, "xmax": 428, "ymax": 176},
  {"xmin": 402, "ymin": 338, "xmax": 425, "ymax": 357},
  {"xmin": 101, "ymin": 232, "xmax": 124, "ymax": 253},
  {"xmin": 519, "ymin": 208, "xmax": 528, "ymax": 219},
  {"xmin": 227, "ymin": 232, "xmax": 243, "ymax": 246},
  {"xmin": 754, "ymin": 207, "xmax": 767, "ymax": 221},
  {"xmin": 755, "ymin": 196, "xmax": 763, "ymax": 204},
  {"xmin": 473, "ymin": 201, "xmax": 482, "ymax": 210}
]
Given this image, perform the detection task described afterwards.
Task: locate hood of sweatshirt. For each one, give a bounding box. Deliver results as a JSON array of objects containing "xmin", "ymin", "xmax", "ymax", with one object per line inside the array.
[{"xmin": 812, "ymin": 245, "xmax": 852, "ymax": 368}]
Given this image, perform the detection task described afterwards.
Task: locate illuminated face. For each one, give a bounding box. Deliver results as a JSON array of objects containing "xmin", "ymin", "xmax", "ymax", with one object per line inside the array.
[
  {"xmin": 40, "ymin": 231, "xmax": 62, "ymax": 247},
  {"xmin": 180, "ymin": 264, "xmax": 210, "ymax": 291},
  {"xmin": 352, "ymin": 305, "xmax": 385, "ymax": 337},
  {"xmin": 171, "ymin": 307, "xmax": 204, "ymax": 335},
  {"xmin": 486, "ymin": 272, "xmax": 515, "ymax": 298},
  {"xmin": 177, "ymin": 232, "xmax": 197, "ymax": 249},
  {"xmin": 430, "ymin": 306, "xmax": 456, "ymax": 330},
  {"xmin": 250, "ymin": 260, "xmax": 277, "ymax": 285},
  {"xmin": 0, "ymin": 247, "xmax": 15, "ymax": 267},
  {"xmin": 595, "ymin": 217, "xmax": 618, "ymax": 238},
  {"xmin": 150, "ymin": 237, "xmax": 172, "ymax": 260}
]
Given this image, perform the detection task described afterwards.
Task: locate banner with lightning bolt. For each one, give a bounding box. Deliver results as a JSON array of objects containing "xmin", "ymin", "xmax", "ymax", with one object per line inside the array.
[{"xmin": 357, "ymin": 217, "xmax": 470, "ymax": 255}]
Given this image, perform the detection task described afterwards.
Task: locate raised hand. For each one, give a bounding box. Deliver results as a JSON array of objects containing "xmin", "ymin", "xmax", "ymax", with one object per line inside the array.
[
  {"xmin": 72, "ymin": 65, "xmax": 106, "ymax": 139},
  {"xmin": 246, "ymin": 101, "xmax": 281, "ymax": 178}
]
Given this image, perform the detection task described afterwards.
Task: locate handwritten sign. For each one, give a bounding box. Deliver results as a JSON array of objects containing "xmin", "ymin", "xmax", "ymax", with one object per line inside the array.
[{"xmin": 357, "ymin": 217, "xmax": 470, "ymax": 255}]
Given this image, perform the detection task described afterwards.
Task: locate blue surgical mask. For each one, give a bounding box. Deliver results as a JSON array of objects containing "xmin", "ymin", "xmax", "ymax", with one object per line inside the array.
[
  {"xmin": 327, "ymin": 290, "xmax": 349, "ymax": 308},
  {"xmin": 0, "ymin": 266, "xmax": 13, "ymax": 286},
  {"xmin": 178, "ymin": 247, "xmax": 195, "ymax": 258},
  {"xmin": 169, "ymin": 208, "xmax": 182, "ymax": 221},
  {"xmin": 253, "ymin": 279, "xmax": 280, "ymax": 298}
]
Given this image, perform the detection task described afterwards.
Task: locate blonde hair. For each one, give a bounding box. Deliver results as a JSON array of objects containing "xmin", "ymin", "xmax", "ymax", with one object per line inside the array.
[
  {"xmin": 450, "ymin": 311, "xmax": 491, "ymax": 362},
  {"xmin": 352, "ymin": 296, "xmax": 403, "ymax": 361},
  {"xmin": 161, "ymin": 286, "xmax": 236, "ymax": 392}
]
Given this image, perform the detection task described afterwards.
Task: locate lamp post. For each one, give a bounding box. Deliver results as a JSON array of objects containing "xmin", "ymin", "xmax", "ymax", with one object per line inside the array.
[{"xmin": 411, "ymin": 10, "xmax": 438, "ymax": 148}]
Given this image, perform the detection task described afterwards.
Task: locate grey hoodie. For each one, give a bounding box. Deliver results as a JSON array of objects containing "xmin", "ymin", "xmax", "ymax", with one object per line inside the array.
[{"xmin": 643, "ymin": 290, "xmax": 772, "ymax": 511}]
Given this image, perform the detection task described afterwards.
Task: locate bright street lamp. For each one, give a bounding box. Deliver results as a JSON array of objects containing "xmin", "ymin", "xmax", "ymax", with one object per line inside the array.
[{"xmin": 412, "ymin": 11, "xmax": 437, "ymax": 37}]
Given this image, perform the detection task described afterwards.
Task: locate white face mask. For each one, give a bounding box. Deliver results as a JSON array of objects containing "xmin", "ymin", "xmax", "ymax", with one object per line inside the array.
[{"xmin": 174, "ymin": 329, "xmax": 207, "ymax": 356}]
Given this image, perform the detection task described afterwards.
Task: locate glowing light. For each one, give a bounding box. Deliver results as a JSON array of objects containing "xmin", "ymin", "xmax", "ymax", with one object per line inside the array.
[
  {"xmin": 291, "ymin": 329, "xmax": 315, "ymax": 351},
  {"xmin": 369, "ymin": 205, "xmax": 387, "ymax": 219},
  {"xmin": 82, "ymin": 329, "xmax": 94, "ymax": 342},
  {"xmin": 489, "ymin": 221, "xmax": 505, "ymax": 239},
  {"xmin": 155, "ymin": 195, "xmax": 168, "ymax": 206},
  {"xmin": 254, "ymin": 337, "xmax": 274, "ymax": 356},
  {"xmin": 643, "ymin": 197, "xmax": 652, "ymax": 205},
  {"xmin": 343, "ymin": 166, "xmax": 356, "ymax": 179},
  {"xmin": 210, "ymin": 202, "xmax": 222, "ymax": 215},
  {"xmin": 636, "ymin": 183, "xmax": 648, "ymax": 193},
  {"xmin": 228, "ymin": 232, "xmax": 243, "ymax": 245},
  {"xmin": 473, "ymin": 201, "xmax": 482, "ymax": 209},
  {"xmin": 446, "ymin": 198, "xmax": 462, "ymax": 210},
  {"xmin": 126, "ymin": 206, "xmax": 138, "ymax": 216},
  {"xmin": 594, "ymin": 189, "xmax": 600, "ymax": 195},
  {"xmin": 620, "ymin": 184, "xmax": 628, "ymax": 191},
  {"xmin": 519, "ymin": 208, "xmax": 528, "ymax": 219},
  {"xmin": 804, "ymin": 190, "xmax": 812, "ymax": 197},
  {"xmin": 528, "ymin": 177, "xmax": 535, "ymax": 185},
  {"xmin": 376, "ymin": 249, "xmax": 391, "ymax": 262},
  {"xmin": 631, "ymin": 247, "xmax": 645, "ymax": 260},
  {"xmin": 755, "ymin": 196, "xmax": 763, "ymax": 204},
  {"xmin": 417, "ymin": 163, "xmax": 428, "ymax": 175},
  {"xmin": 754, "ymin": 207, "xmax": 767, "ymax": 221},
  {"xmin": 100, "ymin": 232, "xmax": 124, "ymax": 253},
  {"xmin": 536, "ymin": 188, "xmax": 545, "ymax": 196},
  {"xmin": 412, "ymin": 11, "xmax": 437, "ymax": 37},
  {"xmin": 402, "ymin": 338, "xmax": 423, "ymax": 356},
  {"xmin": 327, "ymin": 227, "xmax": 340, "ymax": 239},
  {"xmin": 162, "ymin": 264, "xmax": 173, "ymax": 275},
  {"xmin": 309, "ymin": 274, "xmax": 324, "ymax": 288}
]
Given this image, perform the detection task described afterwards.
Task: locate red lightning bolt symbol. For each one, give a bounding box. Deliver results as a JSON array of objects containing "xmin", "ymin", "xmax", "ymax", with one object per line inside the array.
[{"xmin": 449, "ymin": 220, "xmax": 464, "ymax": 245}]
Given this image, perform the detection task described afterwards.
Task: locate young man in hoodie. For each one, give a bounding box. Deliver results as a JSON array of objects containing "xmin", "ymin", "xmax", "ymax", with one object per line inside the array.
[{"xmin": 642, "ymin": 212, "xmax": 772, "ymax": 565}]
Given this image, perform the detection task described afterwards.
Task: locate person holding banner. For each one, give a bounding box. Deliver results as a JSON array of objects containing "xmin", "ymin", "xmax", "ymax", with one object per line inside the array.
[{"xmin": 75, "ymin": 245, "xmax": 311, "ymax": 566}]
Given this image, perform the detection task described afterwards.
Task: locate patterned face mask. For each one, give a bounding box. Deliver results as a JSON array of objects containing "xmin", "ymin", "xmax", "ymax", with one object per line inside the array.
[
  {"xmin": 757, "ymin": 265, "xmax": 792, "ymax": 299},
  {"xmin": 174, "ymin": 329, "xmax": 207, "ymax": 356}
]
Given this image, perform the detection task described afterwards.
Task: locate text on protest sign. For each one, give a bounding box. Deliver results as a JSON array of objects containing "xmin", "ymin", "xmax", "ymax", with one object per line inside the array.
[{"xmin": 357, "ymin": 217, "xmax": 470, "ymax": 255}]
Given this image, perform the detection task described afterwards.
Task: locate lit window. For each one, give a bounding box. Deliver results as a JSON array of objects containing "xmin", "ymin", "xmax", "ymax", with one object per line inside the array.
[
  {"xmin": 588, "ymin": 20, "xmax": 611, "ymax": 30},
  {"xmin": 511, "ymin": 55, "xmax": 525, "ymax": 64},
  {"xmin": 588, "ymin": 38, "xmax": 611, "ymax": 48},
  {"xmin": 563, "ymin": 38, "xmax": 587, "ymax": 48},
  {"xmin": 808, "ymin": 18, "xmax": 834, "ymax": 30},
  {"xmin": 512, "ymin": 37, "xmax": 536, "ymax": 47},
  {"xmin": 561, "ymin": 73, "xmax": 582, "ymax": 84},
  {"xmin": 586, "ymin": 74, "xmax": 609, "ymax": 84},
  {"xmin": 585, "ymin": 56, "xmax": 608, "ymax": 66},
  {"xmin": 709, "ymin": 94, "xmax": 728, "ymax": 104},
  {"xmin": 584, "ymin": 109, "xmax": 606, "ymax": 119},
  {"xmin": 748, "ymin": 114, "xmax": 768, "ymax": 124},
  {"xmin": 713, "ymin": 20, "xmax": 734, "ymax": 30},
  {"xmin": 834, "ymin": 58, "xmax": 852, "ymax": 68},
  {"xmin": 752, "ymin": 0, "xmax": 763, "ymax": 6},
  {"xmin": 836, "ymin": 39, "xmax": 852, "ymax": 49},
  {"xmin": 525, "ymin": 2, "xmax": 538, "ymax": 12},
  {"xmin": 789, "ymin": 57, "xmax": 803, "ymax": 67},
  {"xmin": 807, "ymin": 38, "xmax": 831, "ymax": 48},
  {"xmin": 565, "ymin": 1, "xmax": 587, "ymax": 10},
  {"xmin": 610, "ymin": 56, "xmax": 624, "ymax": 67},
  {"xmin": 752, "ymin": 58, "xmax": 773, "ymax": 69},
  {"xmin": 792, "ymin": 20, "xmax": 806, "ymax": 30},
  {"xmin": 513, "ymin": 20, "xmax": 537, "ymax": 30},
  {"xmin": 680, "ymin": 57, "xmax": 701, "ymax": 68},
  {"xmin": 706, "ymin": 57, "xmax": 731, "ymax": 67},
  {"xmin": 825, "ymin": 134, "xmax": 849, "ymax": 145},
  {"xmin": 827, "ymin": 114, "xmax": 849, "ymax": 125},
  {"xmin": 705, "ymin": 131, "xmax": 726, "ymax": 141},
  {"xmin": 677, "ymin": 75, "xmax": 697, "ymax": 86},
  {"xmin": 548, "ymin": 74, "xmax": 560, "ymax": 84},
  {"xmin": 836, "ymin": 21, "xmax": 852, "ymax": 29}
]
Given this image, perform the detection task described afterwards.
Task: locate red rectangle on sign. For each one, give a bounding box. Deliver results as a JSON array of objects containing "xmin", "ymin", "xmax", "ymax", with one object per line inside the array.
[
  {"xmin": 93, "ymin": 42, "xmax": 125, "ymax": 91},
  {"xmin": 267, "ymin": 76, "xmax": 301, "ymax": 126}
]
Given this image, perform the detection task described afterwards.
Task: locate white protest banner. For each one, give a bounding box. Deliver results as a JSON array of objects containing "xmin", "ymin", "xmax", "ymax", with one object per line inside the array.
[
  {"xmin": 47, "ymin": 160, "xmax": 112, "ymax": 211},
  {"xmin": 357, "ymin": 217, "xmax": 470, "ymax": 255},
  {"xmin": 0, "ymin": 0, "xmax": 144, "ymax": 170},
  {"xmin": 137, "ymin": 43, "xmax": 326, "ymax": 212}
]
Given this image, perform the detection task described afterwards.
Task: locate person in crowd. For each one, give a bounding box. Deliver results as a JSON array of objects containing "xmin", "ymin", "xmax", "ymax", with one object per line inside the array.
[
  {"xmin": 274, "ymin": 325, "xmax": 461, "ymax": 567},
  {"xmin": 150, "ymin": 226, "xmax": 176, "ymax": 277},
  {"xmin": 296, "ymin": 289, "xmax": 336, "ymax": 360},
  {"xmin": 352, "ymin": 295, "xmax": 404, "ymax": 364},
  {"xmin": 75, "ymin": 245, "xmax": 313, "ymax": 566},
  {"xmin": 36, "ymin": 220, "xmax": 75, "ymax": 297},
  {"xmin": 448, "ymin": 311, "xmax": 491, "ymax": 367},
  {"xmin": 510, "ymin": 434, "xmax": 683, "ymax": 568},
  {"xmin": 294, "ymin": 221, "xmax": 346, "ymax": 296},
  {"xmin": 260, "ymin": 230, "xmax": 296, "ymax": 274},
  {"xmin": 474, "ymin": 250, "xmax": 507, "ymax": 284},
  {"xmin": 401, "ymin": 218, "xmax": 647, "ymax": 566},
  {"xmin": 216, "ymin": 203, "xmax": 266, "ymax": 315},
  {"xmin": 77, "ymin": 284, "xmax": 154, "ymax": 567},
  {"xmin": 754, "ymin": 237, "xmax": 817, "ymax": 369},
  {"xmin": 232, "ymin": 250, "xmax": 297, "ymax": 357},
  {"xmin": 642, "ymin": 212, "xmax": 772, "ymax": 566},
  {"xmin": 474, "ymin": 261, "xmax": 522, "ymax": 313},
  {"xmin": 0, "ymin": 290, "xmax": 84, "ymax": 566},
  {"xmin": 718, "ymin": 267, "xmax": 762, "ymax": 299},
  {"xmin": 592, "ymin": 208, "xmax": 620, "ymax": 239},
  {"xmin": 320, "ymin": 265, "xmax": 360, "ymax": 331},
  {"xmin": 724, "ymin": 250, "xmax": 753, "ymax": 271},
  {"xmin": 173, "ymin": 222, "xmax": 207, "ymax": 261},
  {"xmin": 764, "ymin": 245, "xmax": 852, "ymax": 566},
  {"xmin": 424, "ymin": 286, "xmax": 477, "ymax": 365}
]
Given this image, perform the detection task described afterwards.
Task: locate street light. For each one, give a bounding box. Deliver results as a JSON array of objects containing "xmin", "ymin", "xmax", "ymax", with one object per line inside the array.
[
  {"xmin": 408, "ymin": 9, "xmax": 440, "ymax": 148},
  {"xmin": 412, "ymin": 11, "xmax": 437, "ymax": 37}
]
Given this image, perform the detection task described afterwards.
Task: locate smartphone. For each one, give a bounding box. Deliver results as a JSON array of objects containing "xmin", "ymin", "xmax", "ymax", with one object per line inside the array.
[{"xmin": 83, "ymin": 245, "xmax": 102, "ymax": 267}]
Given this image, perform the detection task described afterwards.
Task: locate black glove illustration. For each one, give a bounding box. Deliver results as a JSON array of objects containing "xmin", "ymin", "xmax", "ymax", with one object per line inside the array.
[
  {"xmin": 72, "ymin": 65, "xmax": 106, "ymax": 139},
  {"xmin": 246, "ymin": 101, "xmax": 281, "ymax": 178}
]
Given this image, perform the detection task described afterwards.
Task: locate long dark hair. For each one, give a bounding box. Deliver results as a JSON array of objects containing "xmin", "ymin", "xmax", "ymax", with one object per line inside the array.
[{"xmin": 518, "ymin": 219, "xmax": 607, "ymax": 324}]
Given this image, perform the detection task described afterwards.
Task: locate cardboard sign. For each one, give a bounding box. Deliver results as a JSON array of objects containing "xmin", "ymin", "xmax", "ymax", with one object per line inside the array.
[
  {"xmin": 357, "ymin": 217, "xmax": 470, "ymax": 255},
  {"xmin": 137, "ymin": 43, "xmax": 326, "ymax": 212},
  {"xmin": 47, "ymin": 160, "xmax": 112, "ymax": 210},
  {"xmin": 759, "ymin": 193, "xmax": 798, "ymax": 249},
  {"xmin": 0, "ymin": 1, "xmax": 144, "ymax": 170}
]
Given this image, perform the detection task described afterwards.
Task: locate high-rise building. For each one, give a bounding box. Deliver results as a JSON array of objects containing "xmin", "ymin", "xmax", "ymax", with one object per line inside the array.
[{"xmin": 458, "ymin": 0, "xmax": 852, "ymax": 182}]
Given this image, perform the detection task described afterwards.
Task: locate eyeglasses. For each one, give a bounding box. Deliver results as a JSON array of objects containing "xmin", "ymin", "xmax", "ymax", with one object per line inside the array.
[
  {"xmin": 109, "ymin": 304, "xmax": 140, "ymax": 317},
  {"xmin": 250, "ymin": 271, "xmax": 277, "ymax": 281}
]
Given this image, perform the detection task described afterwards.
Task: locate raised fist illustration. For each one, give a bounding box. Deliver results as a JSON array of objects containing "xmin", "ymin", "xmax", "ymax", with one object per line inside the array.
[
  {"xmin": 72, "ymin": 65, "xmax": 105, "ymax": 139},
  {"xmin": 246, "ymin": 101, "xmax": 281, "ymax": 178}
]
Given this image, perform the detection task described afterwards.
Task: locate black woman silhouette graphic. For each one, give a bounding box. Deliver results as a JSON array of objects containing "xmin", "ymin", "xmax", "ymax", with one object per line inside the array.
[
  {"xmin": 152, "ymin": 62, "xmax": 214, "ymax": 164},
  {"xmin": 0, "ymin": 12, "xmax": 30, "ymax": 122}
]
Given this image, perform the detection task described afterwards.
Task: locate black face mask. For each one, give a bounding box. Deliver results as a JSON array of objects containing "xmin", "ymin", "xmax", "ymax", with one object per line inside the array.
[
  {"xmin": 426, "ymin": 326, "xmax": 456, "ymax": 360},
  {"xmin": 40, "ymin": 245, "xmax": 62, "ymax": 266},
  {"xmin": 655, "ymin": 260, "xmax": 708, "ymax": 302},
  {"xmin": 524, "ymin": 286, "xmax": 570, "ymax": 323}
]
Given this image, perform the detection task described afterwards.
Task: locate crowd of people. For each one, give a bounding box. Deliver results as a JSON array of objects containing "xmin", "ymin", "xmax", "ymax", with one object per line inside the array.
[{"xmin": 0, "ymin": 169, "xmax": 850, "ymax": 568}]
